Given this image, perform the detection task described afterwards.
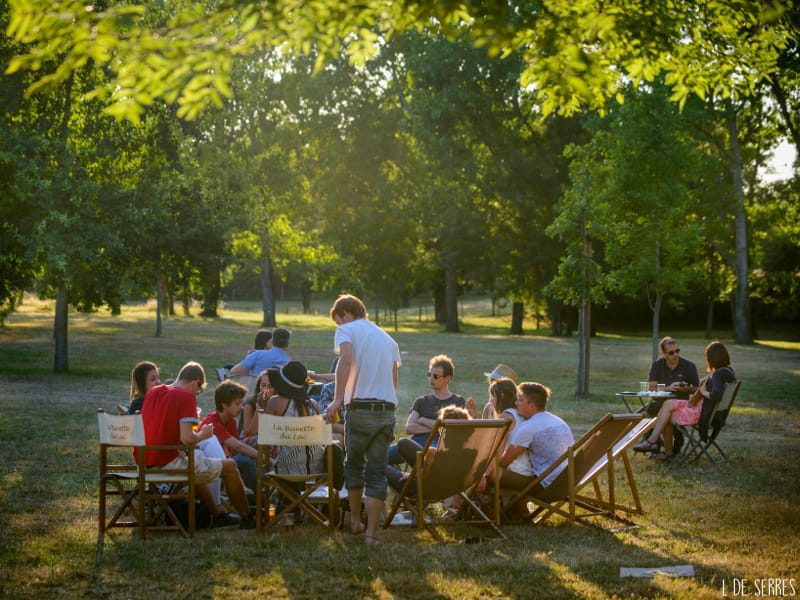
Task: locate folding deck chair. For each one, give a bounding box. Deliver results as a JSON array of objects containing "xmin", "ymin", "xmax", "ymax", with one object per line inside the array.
[
  {"xmin": 382, "ymin": 418, "xmax": 511, "ymax": 542},
  {"xmin": 227, "ymin": 373, "xmax": 258, "ymax": 395},
  {"xmin": 503, "ymin": 413, "xmax": 650, "ymax": 530},
  {"xmin": 678, "ymin": 380, "xmax": 741, "ymax": 464},
  {"xmin": 97, "ymin": 409, "xmax": 196, "ymax": 539},
  {"xmin": 255, "ymin": 412, "xmax": 338, "ymax": 533}
]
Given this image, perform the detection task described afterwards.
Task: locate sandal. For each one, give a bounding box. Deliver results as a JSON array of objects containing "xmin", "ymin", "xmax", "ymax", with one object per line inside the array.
[
  {"xmin": 650, "ymin": 452, "xmax": 674, "ymax": 461},
  {"xmin": 633, "ymin": 439, "xmax": 659, "ymax": 453}
]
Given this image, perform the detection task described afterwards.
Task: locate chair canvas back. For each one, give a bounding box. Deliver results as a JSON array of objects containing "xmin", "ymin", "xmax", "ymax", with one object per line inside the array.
[
  {"xmin": 716, "ymin": 380, "xmax": 740, "ymax": 413},
  {"xmin": 257, "ymin": 413, "xmax": 333, "ymax": 447},
  {"xmin": 579, "ymin": 416, "xmax": 655, "ymax": 488},
  {"xmin": 98, "ymin": 411, "xmax": 146, "ymax": 446},
  {"xmin": 414, "ymin": 419, "xmax": 509, "ymax": 501},
  {"xmin": 540, "ymin": 414, "xmax": 640, "ymax": 501},
  {"xmin": 228, "ymin": 373, "xmax": 258, "ymax": 394}
]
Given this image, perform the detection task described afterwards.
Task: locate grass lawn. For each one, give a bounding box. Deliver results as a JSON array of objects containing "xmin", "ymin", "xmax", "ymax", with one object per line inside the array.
[{"xmin": 1, "ymin": 298, "xmax": 798, "ymax": 599}]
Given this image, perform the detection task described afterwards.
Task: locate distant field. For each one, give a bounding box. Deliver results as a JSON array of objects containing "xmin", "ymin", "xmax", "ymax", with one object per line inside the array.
[{"xmin": 1, "ymin": 298, "xmax": 798, "ymax": 599}]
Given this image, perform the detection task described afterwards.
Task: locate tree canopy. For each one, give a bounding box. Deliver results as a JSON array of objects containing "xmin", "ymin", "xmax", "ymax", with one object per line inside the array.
[
  {"xmin": 2, "ymin": 0, "xmax": 798, "ymax": 375},
  {"xmin": 6, "ymin": 0, "xmax": 796, "ymax": 122}
]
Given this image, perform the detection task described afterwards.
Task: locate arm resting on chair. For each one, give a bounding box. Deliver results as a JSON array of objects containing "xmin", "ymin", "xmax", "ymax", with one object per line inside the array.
[{"xmin": 499, "ymin": 444, "xmax": 525, "ymax": 469}]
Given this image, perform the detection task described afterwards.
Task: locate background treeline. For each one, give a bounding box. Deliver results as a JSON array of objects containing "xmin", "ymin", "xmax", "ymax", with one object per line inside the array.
[{"xmin": 2, "ymin": 7, "xmax": 799, "ymax": 365}]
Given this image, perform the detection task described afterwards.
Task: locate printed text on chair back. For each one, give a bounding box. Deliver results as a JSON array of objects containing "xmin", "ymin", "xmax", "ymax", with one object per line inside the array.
[
  {"xmin": 257, "ymin": 413, "xmax": 333, "ymax": 447},
  {"xmin": 98, "ymin": 412, "xmax": 146, "ymax": 446}
]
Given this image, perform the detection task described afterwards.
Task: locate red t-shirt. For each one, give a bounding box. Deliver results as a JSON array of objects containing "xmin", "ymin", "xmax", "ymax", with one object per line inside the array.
[
  {"xmin": 199, "ymin": 411, "xmax": 239, "ymax": 456},
  {"xmin": 139, "ymin": 384, "xmax": 198, "ymax": 466}
]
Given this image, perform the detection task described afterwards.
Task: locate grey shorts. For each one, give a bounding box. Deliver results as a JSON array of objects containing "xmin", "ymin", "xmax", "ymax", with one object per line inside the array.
[{"xmin": 161, "ymin": 452, "xmax": 223, "ymax": 485}]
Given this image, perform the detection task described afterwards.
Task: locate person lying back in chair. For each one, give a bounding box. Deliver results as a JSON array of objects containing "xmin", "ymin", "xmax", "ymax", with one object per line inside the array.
[
  {"xmin": 385, "ymin": 405, "xmax": 472, "ymax": 496},
  {"xmin": 387, "ymin": 354, "xmax": 474, "ymax": 466},
  {"xmin": 488, "ymin": 382, "xmax": 574, "ymax": 496}
]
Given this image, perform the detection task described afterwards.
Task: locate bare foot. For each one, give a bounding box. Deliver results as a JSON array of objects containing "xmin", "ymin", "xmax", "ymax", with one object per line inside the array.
[
  {"xmin": 350, "ymin": 520, "xmax": 365, "ymax": 535},
  {"xmin": 365, "ymin": 534, "xmax": 379, "ymax": 546}
]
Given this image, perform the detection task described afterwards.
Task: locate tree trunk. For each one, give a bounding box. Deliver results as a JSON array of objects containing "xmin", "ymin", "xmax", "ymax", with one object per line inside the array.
[
  {"xmin": 161, "ymin": 275, "xmax": 174, "ymax": 316},
  {"xmin": 260, "ymin": 256, "xmax": 276, "ymax": 327},
  {"xmin": 510, "ymin": 301, "xmax": 524, "ymax": 335},
  {"xmin": 444, "ymin": 266, "xmax": 459, "ymax": 332},
  {"xmin": 576, "ymin": 298, "xmax": 590, "ymax": 398},
  {"xmin": 156, "ymin": 275, "xmax": 162, "ymax": 337},
  {"xmin": 576, "ymin": 211, "xmax": 591, "ymax": 397},
  {"xmin": 53, "ymin": 284, "xmax": 69, "ymax": 373},
  {"xmin": 433, "ymin": 278, "xmax": 446, "ymax": 324},
  {"xmin": 301, "ymin": 283, "xmax": 312, "ymax": 314},
  {"xmin": 651, "ymin": 292, "xmax": 662, "ymax": 362},
  {"xmin": 547, "ymin": 299, "xmax": 563, "ymax": 336},
  {"xmin": 705, "ymin": 299, "xmax": 714, "ymax": 340},
  {"xmin": 52, "ymin": 75, "xmax": 72, "ymax": 374},
  {"xmin": 727, "ymin": 109, "xmax": 752, "ymax": 344},
  {"xmin": 200, "ymin": 262, "xmax": 220, "ymax": 318}
]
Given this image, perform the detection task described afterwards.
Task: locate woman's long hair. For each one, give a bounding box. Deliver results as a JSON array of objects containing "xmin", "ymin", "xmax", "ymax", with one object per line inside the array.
[
  {"xmin": 491, "ymin": 378, "xmax": 518, "ymax": 413},
  {"xmin": 130, "ymin": 361, "xmax": 158, "ymax": 402}
]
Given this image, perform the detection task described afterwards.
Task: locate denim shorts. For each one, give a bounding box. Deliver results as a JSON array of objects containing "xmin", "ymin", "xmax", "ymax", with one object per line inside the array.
[{"xmin": 344, "ymin": 406, "xmax": 396, "ymax": 500}]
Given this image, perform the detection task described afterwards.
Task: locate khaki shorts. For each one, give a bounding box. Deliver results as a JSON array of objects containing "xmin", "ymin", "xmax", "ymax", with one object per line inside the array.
[{"xmin": 162, "ymin": 452, "xmax": 223, "ymax": 485}]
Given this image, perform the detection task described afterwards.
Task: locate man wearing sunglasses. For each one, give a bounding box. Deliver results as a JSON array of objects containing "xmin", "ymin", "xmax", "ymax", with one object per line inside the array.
[
  {"xmin": 387, "ymin": 354, "xmax": 474, "ymax": 465},
  {"xmin": 648, "ymin": 337, "xmax": 700, "ymax": 399}
]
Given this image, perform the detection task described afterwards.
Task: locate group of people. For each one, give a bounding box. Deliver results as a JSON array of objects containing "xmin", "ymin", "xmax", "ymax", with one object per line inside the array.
[{"xmin": 123, "ymin": 296, "xmax": 735, "ymax": 542}]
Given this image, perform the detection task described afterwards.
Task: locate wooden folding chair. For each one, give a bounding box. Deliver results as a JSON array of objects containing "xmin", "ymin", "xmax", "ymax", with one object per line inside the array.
[
  {"xmin": 382, "ymin": 418, "xmax": 511, "ymax": 542},
  {"xmin": 503, "ymin": 413, "xmax": 647, "ymax": 530},
  {"xmin": 97, "ymin": 409, "xmax": 196, "ymax": 539},
  {"xmin": 255, "ymin": 413, "xmax": 338, "ymax": 533},
  {"xmin": 679, "ymin": 380, "xmax": 741, "ymax": 464},
  {"xmin": 571, "ymin": 416, "xmax": 656, "ymax": 526}
]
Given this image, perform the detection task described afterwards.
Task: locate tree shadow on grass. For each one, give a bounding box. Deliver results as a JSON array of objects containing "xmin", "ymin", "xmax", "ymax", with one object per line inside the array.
[{"xmin": 88, "ymin": 515, "xmax": 747, "ymax": 600}]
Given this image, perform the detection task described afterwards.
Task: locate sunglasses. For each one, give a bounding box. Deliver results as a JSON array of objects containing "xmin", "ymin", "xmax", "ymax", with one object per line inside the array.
[
  {"xmin": 666, "ymin": 349, "xmax": 681, "ymax": 356},
  {"xmin": 427, "ymin": 372, "xmax": 444, "ymax": 380}
]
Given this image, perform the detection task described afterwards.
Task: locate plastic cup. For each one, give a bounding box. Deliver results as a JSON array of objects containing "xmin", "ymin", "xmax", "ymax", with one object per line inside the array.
[
  {"xmin": 640, "ymin": 382, "xmax": 649, "ymax": 393},
  {"xmin": 657, "ymin": 384, "xmax": 666, "ymax": 393}
]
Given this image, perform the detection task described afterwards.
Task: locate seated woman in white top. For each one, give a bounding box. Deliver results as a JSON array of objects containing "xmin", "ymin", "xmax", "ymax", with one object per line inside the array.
[{"xmin": 475, "ymin": 378, "xmax": 530, "ymax": 490}]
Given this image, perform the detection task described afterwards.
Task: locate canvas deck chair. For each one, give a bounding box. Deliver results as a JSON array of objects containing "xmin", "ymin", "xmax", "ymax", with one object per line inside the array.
[
  {"xmin": 503, "ymin": 413, "xmax": 647, "ymax": 530},
  {"xmin": 382, "ymin": 418, "xmax": 511, "ymax": 542},
  {"xmin": 678, "ymin": 380, "xmax": 741, "ymax": 464},
  {"xmin": 97, "ymin": 409, "xmax": 196, "ymax": 539},
  {"xmin": 569, "ymin": 415, "xmax": 656, "ymax": 526},
  {"xmin": 227, "ymin": 373, "xmax": 257, "ymax": 395},
  {"xmin": 255, "ymin": 413, "xmax": 338, "ymax": 533}
]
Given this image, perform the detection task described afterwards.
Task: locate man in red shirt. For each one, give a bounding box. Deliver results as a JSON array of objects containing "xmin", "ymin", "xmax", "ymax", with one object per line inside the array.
[
  {"xmin": 141, "ymin": 361, "xmax": 253, "ymax": 529},
  {"xmin": 200, "ymin": 380, "xmax": 258, "ymax": 493}
]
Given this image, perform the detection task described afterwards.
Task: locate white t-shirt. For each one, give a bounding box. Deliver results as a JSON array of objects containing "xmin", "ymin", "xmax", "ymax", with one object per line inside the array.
[
  {"xmin": 333, "ymin": 318, "xmax": 401, "ymax": 406},
  {"xmin": 509, "ymin": 411, "xmax": 574, "ymax": 488},
  {"xmin": 502, "ymin": 408, "xmax": 534, "ymax": 477}
]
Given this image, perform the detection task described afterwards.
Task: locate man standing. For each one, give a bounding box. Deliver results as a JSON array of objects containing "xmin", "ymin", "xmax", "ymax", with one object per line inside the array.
[
  {"xmin": 230, "ymin": 327, "xmax": 292, "ymax": 376},
  {"xmin": 388, "ymin": 354, "xmax": 471, "ymax": 465},
  {"xmin": 648, "ymin": 336, "xmax": 700, "ymax": 398},
  {"xmin": 497, "ymin": 382, "xmax": 574, "ymax": 494},
  {"xmin": 324, "ymin": 294, "xmax": 401, "ymax": 546},
  {"xmin": 141, "ymin": 361, "xmax": 254, "ymax": 529}
]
